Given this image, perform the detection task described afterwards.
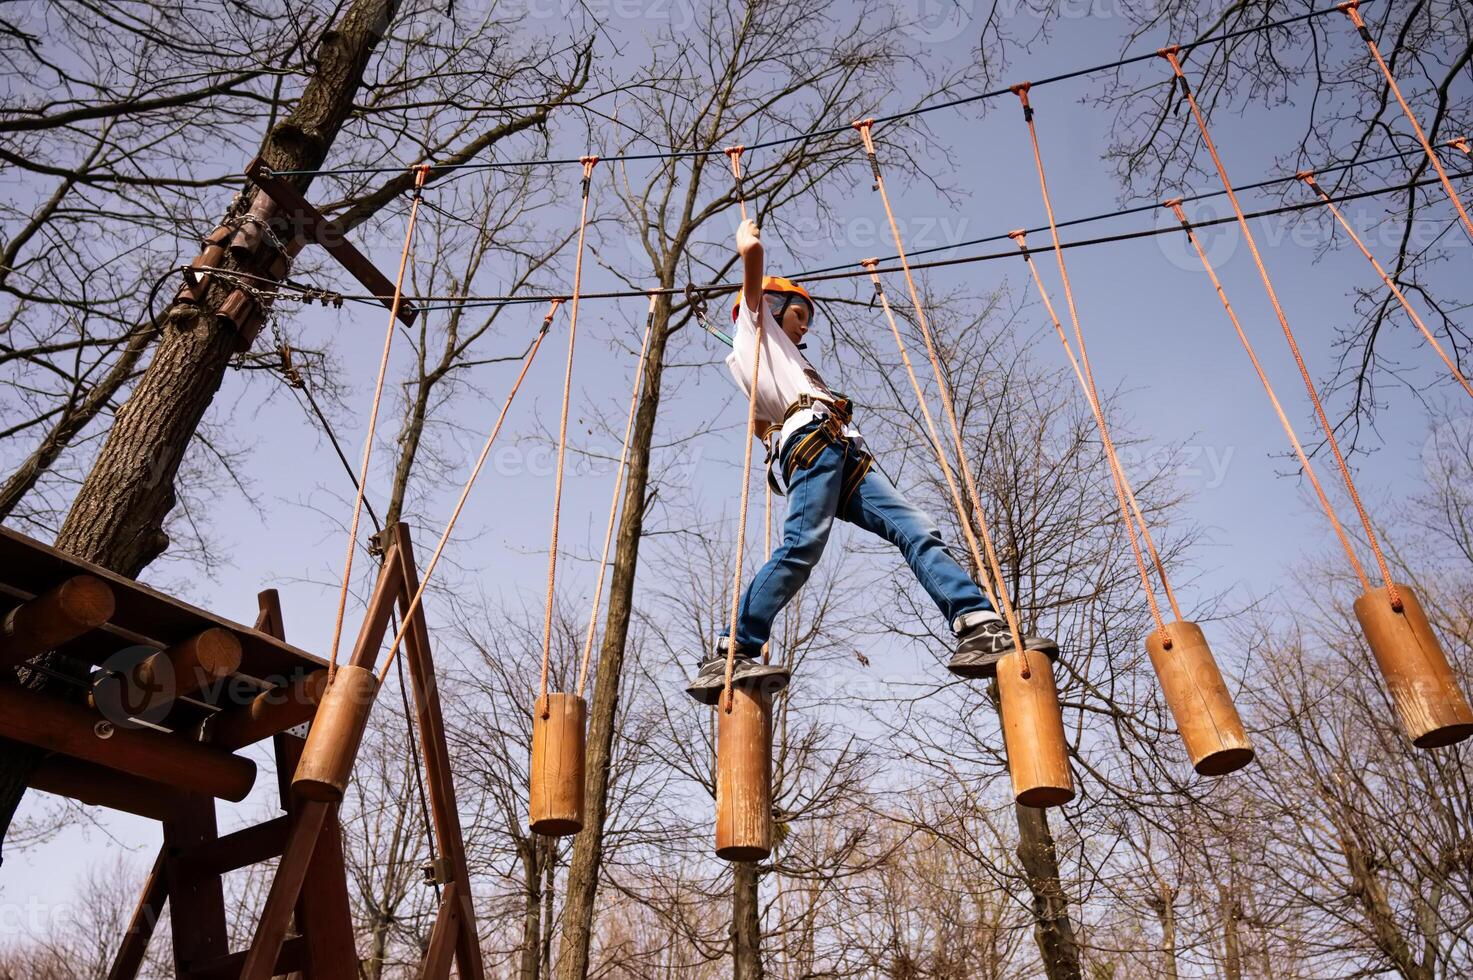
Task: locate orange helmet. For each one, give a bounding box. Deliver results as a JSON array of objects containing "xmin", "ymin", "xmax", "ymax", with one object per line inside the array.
[{"xmin": 733, "ymin": 275, "xmax": 815, "ymax": 322}]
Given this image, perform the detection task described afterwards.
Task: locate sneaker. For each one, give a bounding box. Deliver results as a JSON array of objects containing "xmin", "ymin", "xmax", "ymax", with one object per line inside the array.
[
  {"xmin": 684, "ymin": 639, "xmax": 791, "ymax": 705},
  {"xmin": 948, "ymin": 612, "xmax": 1059, "ymax": 679}
]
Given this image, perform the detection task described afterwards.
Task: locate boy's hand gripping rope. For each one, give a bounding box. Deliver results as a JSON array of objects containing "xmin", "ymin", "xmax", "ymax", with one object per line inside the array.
[
  {"xmin": 721, "ymin": 148, "xmax": 764, "ymax": 712},
  {"xmin": 376, "ymin": 300, "xmax": 561, "ymax": 684},
  {"xmin": 575, "ymin": 294, "xmax": 658, "ymax": 698},
  {"xmin": 541, "ymin": 156, "xmax": 599, "ymax": 717},
  {"xmin": 1008, "ymin": 84, "xmax": 1180, "ymax": 650},
  {"xmin": 325, "ymin": 163, "xmax": 429, "ymax": 684},
  {"xmin": 852, "ymin": 118, "xmax": 1032, "ymax": 679},
  {"xmin": 1162, "ymin": 198, "xmax": 1373, "ymax": 593},
  {"xmin": 726, "ymin": 146, "xmax": 748, "ymax": 223},
  {"xmin": 1160, "ymin": 47, "xmax": 1401, "ymax": 611},
  {"xmin": 1297, "ymin": 171, "xmax": 1473, "ymax": 402},
  {"xmin": 1337, "ymin": 1, "xmax": 1473, "ymax": 243}
]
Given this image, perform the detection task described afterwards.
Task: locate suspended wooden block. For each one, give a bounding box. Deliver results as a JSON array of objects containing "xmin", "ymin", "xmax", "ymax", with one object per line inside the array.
[
  {"xmin": 0, "ymin": 574, "xmax": 115, "ymax": 667},
  {"xmin": 997, "ymin": 651, "xmax": 1074, "ymax": 808},
  {"xmin": 1355, "ymin": 584, "xmax": 1473, "ymax": 748},
  {"xmin": 529, "ymin": 693, "xmax": 586, "ymax": 837},
  {"xmin": 1145, "ymin": 621, "xmax": 1255, "ymax": 776},
  {"xmin": 292, "ymin": 664, "xmax": 379, "ymax": 802},
  {"xmin": 715, "ymin": 685, "xmax": 773, "ymax": 861}
]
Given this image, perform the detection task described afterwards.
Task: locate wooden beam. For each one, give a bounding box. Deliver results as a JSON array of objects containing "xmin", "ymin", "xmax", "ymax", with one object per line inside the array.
[
  {"xmin": 180, "ymin": 815, "xmax": 291, "ymax": 878},
  {"xmin": 239, "ymin": 801, "xmax": 332, "ymax": 980},
  {"xmin": 0, "ymin": 574, "xmax": 115, "ymax": 667},
  {"xmin": 107, "ymin": 849, "xmax": 168, "ymax": 980},
  {"xmin": 186, "ymin": 935, "xmax": 307, "ymax": 980},
  {"xmin": 0, "ymin": 685, "xmax": 256, "ymax": 801},
  {"xmin": 130, "ymin": 627, "xmax": 242, "ymax": 702},
  {"xmin": 209, "ymin": 669, "xmax": 328, "ymax": 750},
  {"xmin": 165, "ymin": 796, "xmax": 229, "ymax": 973},
  {"xmin": 28, "ymin": 755, "xmax": 183, "ymax": 821},
  {"xmin": 393, "ymin": 522, "xmax": 486, "ymax": 979},
  {"xmin": 245, "ymin": 158, "xmax": 419, "ymax": 326}
]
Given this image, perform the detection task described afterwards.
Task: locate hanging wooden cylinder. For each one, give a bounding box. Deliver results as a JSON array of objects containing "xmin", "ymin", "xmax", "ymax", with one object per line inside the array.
[
  {"xmin": 1145, "ymin": 621, "xmax": 1255, "ymax": 776},
  {"xmin": 715, "ymin": 685, "xmax": 772, "ymax": 861},
  {"xmin": 1355, "ymin": 584, "xmax": 1473, "ymax": 748},
  {"xmin": 530, "ymin": 693, "xmax": 586, "ymax": 836},
  {"xmin": 292, "ymin": 664, "xmax": 379, "ymax": 802},
  {"xmin": 996, "ymin": 650, "xmax": 1074, "ymax": 808}
]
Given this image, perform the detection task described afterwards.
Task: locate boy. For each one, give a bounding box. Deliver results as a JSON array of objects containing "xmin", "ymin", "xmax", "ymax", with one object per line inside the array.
[{"xmin": 685, "ymin": 219, "xmax": 1058, "ymax": 704}]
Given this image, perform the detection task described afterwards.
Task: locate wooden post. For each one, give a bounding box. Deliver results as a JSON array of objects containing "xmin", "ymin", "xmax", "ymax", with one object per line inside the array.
[
  {"xmin": 715, "ymin": 686, "xmax": 772, "ymax": 861},
  {"xmin": 1145, "ymin": 622, "xmax": 1255, "ymax": 775},
  {"xmin": 0, "ymin": 574, "xmax": 114, "ymax": 667},
  {"xmin": 530, "ymin": 693, "xmax": 586, "ymax": 836},
  {"xmin": 996, "ymin": 652, "xmax": 1074, "ymax": 808},
  {"xmin": 0, "ymin": 684, "xmax": 256, "ymax": 800},
  {"xmin": 1355, "ymin": 584, "xmax": 1473, "ymax": 748},
  {"xmin": 292, "ymin": 663, "xmax": 378, "ymax": 802}
]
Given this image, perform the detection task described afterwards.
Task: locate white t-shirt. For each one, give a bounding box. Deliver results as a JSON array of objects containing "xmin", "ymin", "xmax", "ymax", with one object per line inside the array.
[{"xmin": 724, "ymin": 299, "xmax": 862, "ymax": 451}]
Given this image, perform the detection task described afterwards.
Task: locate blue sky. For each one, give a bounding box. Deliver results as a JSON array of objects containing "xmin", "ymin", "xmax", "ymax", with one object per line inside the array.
[{"xmin": 4, "ymin": 0, "xmax": 1469, "ymax": 940}]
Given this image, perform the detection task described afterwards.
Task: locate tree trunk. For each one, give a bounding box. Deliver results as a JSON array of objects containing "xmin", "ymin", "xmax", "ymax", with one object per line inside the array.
[
  {"xmin": 1219, "ymin": 877, "xmax": 1242, "ymax": 980},
  {"xmin": 1013, "ymin": 803, "xmax": 1082, "ymax": 980},
  {"xmin": 0, "ymin": 0, "xmax": 405, "ymax": 856},
  {"xmin": 555, "ymin": 296, "xmax": 674, "ymax": 978},
  {"xmin": 519, "ymin": 838, "xmax": 543, "ymax": 980},
  {"xmin": 1155, "ymin": 883, "xmax": 1178, "ymax": 980},
  {"xmin": 732, "ymin": 861, "xmax": 763, "ymax": 980}
]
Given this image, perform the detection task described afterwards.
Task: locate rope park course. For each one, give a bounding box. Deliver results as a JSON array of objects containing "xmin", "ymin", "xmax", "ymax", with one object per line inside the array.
[
  {"xmin": 240, "ymin": 0, "xmax": 1473, "ymax": 888},
  {"xmin": 255, "ymin": 0, "xmax": 1473, "ymax": 866}
]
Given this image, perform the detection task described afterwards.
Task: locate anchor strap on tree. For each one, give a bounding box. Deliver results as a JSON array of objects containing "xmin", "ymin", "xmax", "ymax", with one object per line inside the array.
[
  {"xmin": 1008, "ymin": 83, "xmax": 1182, "ymax": 649},
  {"xmin": 853, "ymin": 118, "xmax": 1032, "ymax": 679},
  {"xmin": 326, "ymin": 164, "xmax": 430, "ymax": 683},
  {"xmin": 1337, "ymin": 0, "xmax": 1473, "ymax": 243},
  {"xmin": 1296, "ymin": 171, "xmax": 1473, "ymax": 402},
  {"xmin": 576, "ymin": 293, "xmax": 658, "ymax": 698},
  {"xmin": 540, "ymin": 157, "xmax": 599, "ymax": 715},
  {"xmin": 1161, "ymin": 46, "xmax": 1402, "ymax": 611},
  {"xmin": 376, "ymin": 299, "xmax": 561, "ymax": 683}
]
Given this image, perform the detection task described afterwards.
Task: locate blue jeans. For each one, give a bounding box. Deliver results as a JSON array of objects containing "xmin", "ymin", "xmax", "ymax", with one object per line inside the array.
[{"xmin": 732, "ymin": 422, "xmax": 992, "ymax": 649}]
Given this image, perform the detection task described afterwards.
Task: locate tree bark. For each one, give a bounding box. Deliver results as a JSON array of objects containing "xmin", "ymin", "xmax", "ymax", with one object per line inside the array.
[
  {"xmin": 732, "ymin": 861, "xmax": 764, "ymax": 980},
  {"xmin": 1013, "ymin": 803, "xmax": 1082, "ymax": 980},
  {"xmin": 555, "ymin": 296, "xmax": 674, "ymax": 978},
  {"xmin": 519, "ymin": 838, "xmax": 543, "ymax": 980},
  {"xmin": 0, "ymin": 0, "xmax": 406, "ymax": 856}
]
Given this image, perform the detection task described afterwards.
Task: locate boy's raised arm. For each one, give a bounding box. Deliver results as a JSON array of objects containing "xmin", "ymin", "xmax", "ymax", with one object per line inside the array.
[{"xmin": 737, "ymin": 218, "xmax": 764, "ymax": 318}]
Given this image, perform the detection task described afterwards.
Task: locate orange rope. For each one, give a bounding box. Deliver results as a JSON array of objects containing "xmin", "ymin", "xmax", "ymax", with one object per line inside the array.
[
  {"xmin": 722, "ymin": 269, "xmax": 765, "ymax": 713},
  {"xmin": 1010, "ymin": 84, "xmax": 1183, "ymax": 644},
  {"xmin": 1162, "ymin": 48, "xmax": 1400, "ymax": 611},
  {"xmin": 326, "ymin": 164, "xmax": 429, "ymax": 683},
  {"xmin": 762, "ymin": 475, "xmax": 773, "ymax": 665},
  {"xmin": 854, "ymin": 119, "xmax": 1031, "ymax": 679},
  {"xmin": 575, "ymin": 293, "xmax": 657, "ymax": 698},
  {"xmin": 1338, "ymin": 2, "xmax": 1473, "ymax": 243},
  {"xmin": 726, "ymin": 146, "xmax": 748, "ymax": 223},
  {"xmin": 861, "ymin": 259, "xmax": 1001, "ymax": 616},
  {"xmin": 1298, "ymin": 171, "xmax": 1473, "ymax": 401},
  {"xmin": 1008, "ymin": 229, "xmax": 1179, "ymax": 645},
  {"xmin": 1163, "ymin": 199, "xmax": 1372, "ymax": 591},
  {"xmin": 376, "ymin": 301, "xmax": 560, "ymax": 683},
  {"xmin": 540, "ymin": 156, "xmax": 599, "ymax": 714}
]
